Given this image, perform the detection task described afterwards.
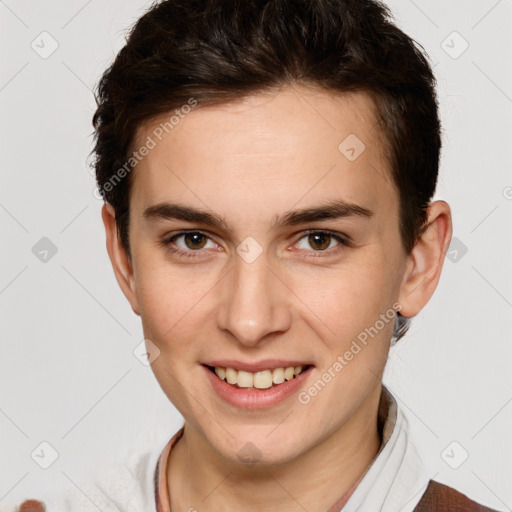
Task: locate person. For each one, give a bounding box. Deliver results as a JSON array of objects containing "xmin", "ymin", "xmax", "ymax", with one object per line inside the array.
[{"xmin": 9, "ymin": 0, "xmax": 501, "ymax": 510}]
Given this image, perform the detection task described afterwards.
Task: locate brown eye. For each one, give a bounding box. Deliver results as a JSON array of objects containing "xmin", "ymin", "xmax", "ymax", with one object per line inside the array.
[
  {"xmin": 295, "ymin": 231, "xmax": 348, "ymax": 254},
  {"xmin": 184, "ymin": 232, "xmax": 208, "ymax": 249},
  {"xmin": 162, "ymin": 231, "xmax": 218, "ymax": 258},
  {"xmin": 307, "ymin": 232, "xmax": 332, "ymax": 250}
]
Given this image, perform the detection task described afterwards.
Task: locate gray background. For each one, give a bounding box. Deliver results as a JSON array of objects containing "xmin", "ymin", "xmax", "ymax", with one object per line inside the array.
[{"xmin": 1, "ymin": 0, "xmax": 511, "ymax": 509}]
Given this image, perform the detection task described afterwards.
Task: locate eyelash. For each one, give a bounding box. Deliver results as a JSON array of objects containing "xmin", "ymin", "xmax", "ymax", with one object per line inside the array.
[{"xmin": 161, "ymin": 230, "xmax": 351, "ymax": 259}]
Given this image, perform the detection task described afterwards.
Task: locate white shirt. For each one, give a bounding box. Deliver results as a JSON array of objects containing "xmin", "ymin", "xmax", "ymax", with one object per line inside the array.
[
  {"xmin": 1, "ymin": 385, "xmax": 433, "ymax": 512},
  {"xmin": 339, "ymin": 385, "xmax": 431, "ymax": 512}
]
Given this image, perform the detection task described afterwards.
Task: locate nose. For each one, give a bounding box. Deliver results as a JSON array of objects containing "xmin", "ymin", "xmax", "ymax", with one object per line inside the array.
[{"xmin": 216, "ymin": 252, "xmax": 292, "ymax": 347}]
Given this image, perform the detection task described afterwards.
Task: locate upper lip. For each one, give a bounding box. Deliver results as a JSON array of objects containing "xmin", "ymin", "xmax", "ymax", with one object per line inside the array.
[{"xmin": 203, "ymin": 360, "xmax": 313, "ymax": 372}]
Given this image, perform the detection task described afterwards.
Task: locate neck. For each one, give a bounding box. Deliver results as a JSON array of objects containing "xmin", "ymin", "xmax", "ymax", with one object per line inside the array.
[{"xmin": 168, "ymin": 384, "xmax": 383, "ymax": 512}]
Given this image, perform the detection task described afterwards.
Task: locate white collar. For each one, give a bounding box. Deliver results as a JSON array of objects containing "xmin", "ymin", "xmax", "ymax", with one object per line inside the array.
[{"xmin": 339, "ymin": 384, "xmax": 431, "ymax": 512}]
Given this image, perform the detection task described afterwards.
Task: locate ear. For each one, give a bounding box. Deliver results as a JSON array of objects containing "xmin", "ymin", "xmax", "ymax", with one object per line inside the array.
[
  {"xmin": 101, "ymin": 203, "xmax": 140, "ymax": 315},
  {"xmin": 397, "ymin": 200, "xmax": 453, "ymax": 318}
]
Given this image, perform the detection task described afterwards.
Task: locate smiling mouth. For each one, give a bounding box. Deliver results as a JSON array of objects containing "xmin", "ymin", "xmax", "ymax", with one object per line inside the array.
[{"xmin": 205, "ymin": 364, "xmax": 312, "ymax": 390}]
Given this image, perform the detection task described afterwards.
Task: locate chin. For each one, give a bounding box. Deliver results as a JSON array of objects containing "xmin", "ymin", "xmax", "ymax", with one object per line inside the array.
[{"xmin": 208, "ymin": 424, "xmax": 307, "ymax": 466}]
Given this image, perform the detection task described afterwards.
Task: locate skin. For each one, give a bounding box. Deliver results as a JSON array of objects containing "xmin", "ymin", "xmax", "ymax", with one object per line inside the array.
[{"xmin": 102, "ymin": 85, "xmax": 452, "ymax": 511}]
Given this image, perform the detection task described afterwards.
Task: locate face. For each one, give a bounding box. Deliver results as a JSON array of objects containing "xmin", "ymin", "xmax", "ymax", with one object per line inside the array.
[{"xmin": 105, "ymin": 86, "xmax": 437, "ymax": 466}]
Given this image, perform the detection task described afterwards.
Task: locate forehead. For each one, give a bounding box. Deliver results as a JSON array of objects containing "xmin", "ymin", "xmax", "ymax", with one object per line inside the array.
[{"xmin": 130, "ymin": 86, "xmax": 396, "ymax": 219}]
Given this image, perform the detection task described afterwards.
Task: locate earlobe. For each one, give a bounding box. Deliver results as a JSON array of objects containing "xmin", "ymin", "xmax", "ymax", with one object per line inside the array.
[
  {"xmin": 101, "ymin": 203, "xmax": 140, "ymax": 315},
  {"xmin": 397, "ymin": 200, "xmax": 453, "ymax": 318}
]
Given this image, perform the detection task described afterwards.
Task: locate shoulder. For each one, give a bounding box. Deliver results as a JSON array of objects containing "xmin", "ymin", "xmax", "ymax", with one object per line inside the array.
[{"xmin": 414, "ymin": 479, "xmax": 501, "ymax": 512}]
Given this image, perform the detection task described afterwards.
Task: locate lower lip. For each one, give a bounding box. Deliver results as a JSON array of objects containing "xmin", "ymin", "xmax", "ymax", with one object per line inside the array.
[{"xmin": 203, "ymin": 365, "xmax": 313, "ymax": 409}]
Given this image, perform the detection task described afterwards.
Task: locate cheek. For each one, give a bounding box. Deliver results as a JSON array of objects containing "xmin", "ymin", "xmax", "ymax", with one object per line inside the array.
[
  {"xmin": 292, "ymin": 255, "xmax": 397, "ymax": 341},
  {"xmin": 132, "ymin": 253, "xmax": 220, "ymax": 355},
  {"xmin": 133, "ymin": 260, "xmax": 214, "ymax": 409}
]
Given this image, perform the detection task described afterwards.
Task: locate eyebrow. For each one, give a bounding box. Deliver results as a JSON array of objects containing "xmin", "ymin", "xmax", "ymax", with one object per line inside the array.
[
  {"xmin": 271, "ymin": 199, "xmax": 373, "ymax": 228},
  {"xmin": 142, "ymin": 199, "xmax": 373, "ymax": 230}
]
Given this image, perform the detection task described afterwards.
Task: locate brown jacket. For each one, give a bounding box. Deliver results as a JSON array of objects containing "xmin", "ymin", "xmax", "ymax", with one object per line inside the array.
[{"xmin": 414, "ymin": 479, "xmax": 500, "ymax": 511}]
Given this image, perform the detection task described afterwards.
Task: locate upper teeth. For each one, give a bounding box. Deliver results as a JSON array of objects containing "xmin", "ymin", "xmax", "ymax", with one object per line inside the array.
[{"xmin": 214, "ymin": 366, "xmax": 305, "ymax": 389}]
